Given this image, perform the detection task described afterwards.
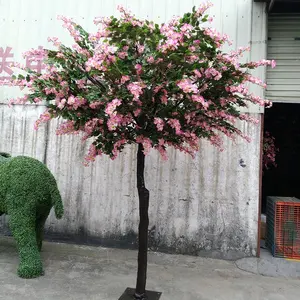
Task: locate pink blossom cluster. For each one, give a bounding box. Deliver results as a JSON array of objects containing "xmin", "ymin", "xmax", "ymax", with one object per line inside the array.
[
  {"xmin": 204, "ymin": 68, "xmax": 222, "ymax": 80},
  {"xmin": 154, "ymin": 118, "xmax": 164, "ymax": 131},
  {"xmin": 22, "ymin": 47, "xmax": 47, "ymax": 62},
  {"xmin": 85, "ymin": 44, "xmax": 117, "ymax": 72},
  {"xmin": 55, "ymin": 95, "xmax": 87, "ymax": 110},
  {"xmin": 127, "ymin": 82, "xmax": 145, "ymax": 101},
  {"xmin": 238, "ymin": 114, "xmax": 260, "ymax": 124},
  {"xmin": 136, "ymin": 136, "xmax": 152, "ymax": 155},
  {"xmin": 180, "ymin": 23, "xmax": 194, "ymax": 38},
  {"xmin": 168, "ymin": 119, "xmax": 181, "ymax": 135},
  {"xmin": 263, "ymin": 131, "xmax": 279, "ymax": 171},
  {"xmin": 116, "ymin": 5, "xmax": 144, "ymax": 27},
  {"xmin": 84, "ymin": 144, "xmax": 103, "ymax": 165},
  {"xmin": 244, "ymin": 75, "xmax": 267, "ymax": 88},
  {"xmin": 244, "ymin": 59, "xmax": 276, "ymax": 69},
  {"xmin": 90, "ymin": 16, "xmax": 111, "ymax": 41},
  {"xmin": 8, "ymin": 95, "xmax": 29, "ymax": 106},
  {"xmin": 111, "ymin": 138, "xmax": 127, "ymax": 160},
  {"xmin": 158, "ymin": 18, "xmax": 187, "ymax": 52},
  {"xmin": 177, "ymin": 79, "xmax": 198, "ymax": 93},
  {"xmin": 105, "ymin": 98, "xmax": 122, "ymax": 115},
  {"xmin": 56, "ymin": 120, "xmax": 78, "ymax": 135},
  {"xmin": 196, "ymin": 1, "xmax": 213, "ymax": 16},
  {"xmin": 204, "ymin": 27, "xmax": 232, "ymax": 47},
  {"xmin": 0, "ymin": 2, "xmax": 277, "ymax": 163},
  {"xmin": 34, "ymin": 110, "xmax": 52, "ymax": 130},
  {"xmin": 72, "ymin": 43, "xmax": 91, "ymax": 57},
  {"xmin": 47, "ymin": 37, "xmax": 62, "ymax": 47},
  {"xmin": 83, "ymin": 118, "xmax": 104, "ymax": 136},
  {"xmin": 57, "ymin": 15, "xmax": 82, "ymax": 42}
]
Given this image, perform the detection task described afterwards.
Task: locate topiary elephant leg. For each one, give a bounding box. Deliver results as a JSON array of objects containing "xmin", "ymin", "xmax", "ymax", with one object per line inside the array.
[
  {"xmin": 8, "ymin": 201, "xmax": 44, "ymax": 278},
  {"xmin": 36, "ymin": 209, "xmax": 51, "ymax": 252}
]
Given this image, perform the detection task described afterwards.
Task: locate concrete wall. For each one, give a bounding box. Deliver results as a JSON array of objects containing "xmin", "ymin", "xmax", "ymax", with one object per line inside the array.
[{"xmin": 0, "ymin": 0, "xmax": 267, "ymax": 259}]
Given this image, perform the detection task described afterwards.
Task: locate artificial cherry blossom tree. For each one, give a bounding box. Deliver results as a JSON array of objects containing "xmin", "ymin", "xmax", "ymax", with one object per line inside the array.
[{"xmin": 2, "ymin": 3, "xmax": 275, "ymax": 299}]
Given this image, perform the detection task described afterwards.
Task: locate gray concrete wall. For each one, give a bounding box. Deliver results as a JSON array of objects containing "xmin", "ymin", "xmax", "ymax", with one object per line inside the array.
[{"xmin": 0, "ymin": 104, "xmax": 262, "ymax": 259}]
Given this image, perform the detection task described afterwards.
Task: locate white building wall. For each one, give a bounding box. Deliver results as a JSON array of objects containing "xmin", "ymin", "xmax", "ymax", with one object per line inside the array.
[{"xmin": 0, "ymin": 0, "xmax": 267, "ymax": 258}]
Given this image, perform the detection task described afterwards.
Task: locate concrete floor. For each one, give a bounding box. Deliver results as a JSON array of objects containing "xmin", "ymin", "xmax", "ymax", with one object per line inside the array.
[
  {"xmin": 0, "ymin": 236, "xmax": 299, "ymax": 300},
  {"xmin": 236, "ymin": 248, "xmax": 300, "ymax": 279}
]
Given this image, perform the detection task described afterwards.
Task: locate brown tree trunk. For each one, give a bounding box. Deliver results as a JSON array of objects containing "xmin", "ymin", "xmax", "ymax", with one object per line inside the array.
[{"xmin": 134, "ymin": 143, "xmax": 150, "ymax": 299}]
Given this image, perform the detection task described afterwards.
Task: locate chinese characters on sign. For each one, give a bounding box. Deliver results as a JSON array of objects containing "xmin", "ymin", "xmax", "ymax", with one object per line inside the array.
[
  {"xmin": 0, "ymin": 47, "xmax": 14, "ymax": 80},
  {"xmin": 0, "ymin": 46, "xmax": 45, "ymax": 80}
]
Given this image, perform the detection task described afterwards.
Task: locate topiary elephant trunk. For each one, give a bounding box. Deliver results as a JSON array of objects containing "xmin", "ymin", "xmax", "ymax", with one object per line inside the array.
[{"xmin": 0, "ymin": 153, "xmax": 64, "ymax": 278}]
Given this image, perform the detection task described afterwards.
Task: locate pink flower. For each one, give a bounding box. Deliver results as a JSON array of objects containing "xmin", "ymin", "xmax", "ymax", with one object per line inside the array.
[
  {"xmin": 263, "ymin": 131, "xmax": 279, "ymax": 171},
  {"xmin": 177, "ymin": 79, "xmax": 198, "ymax": 94},
  {"xmin": 161, "ymin": 89, "xmax": 168, "ymax": 104},
  {"xmin": 105, "ymin": 98, "xmax": 122, "ymax": 115},
  {"xmin": 245, "ymin": 75, "xmax": 267, "ymax": 88},
  {"xmin": 118, "ymin": 52, "xmax": 128, "ymax": 59},
  {"xmin": 76, "ymin": 79, "xmax": 86, "ymax": 89},
  {"xmin": 196, "ymin": 1, "xmax": 213, "ymax": 16},
  {"xmin": 58, "ymin": 15, "xmax": 83, "ymax": 42},
  {"xmin": 8, "ymin": 95, "xmax": 29, "ymax": 106},
  {"xmin": 84, "ymin": 118, "xmax": 103, "ymax": 135},
  {"xmin": 67, "ymin": 95, "xmax": 75, "ymax": 105},
  {"xmin": 84, "ymin": 144, "xmax": 102, "ymax": 165},
  {"xmin": 180, "ymin": 23, "xmax": 194, "ymax": 37},
  {"xmin": 134, "ymin": 108, "xmax": 142, "ymax": 117},
  {"xmin": 168, "ymin": 119, "xmax": 181, "ymax": 135},
  {"xmin": 34, "ymin": 110, "xmax": 52, "ymax": 130},
  {"xmin": 204, "ymin": 27, "xmax": 230, "ymax": 47},
  {"xmin": 154, "ymin": 118, "xmax": 164, "ymax": 131},
  {"xmin": 137, "ymin": 44, "xmax": 145, "ymax": 54},
  {"xmin": 271, "ymin": 60, "xmax": 276, "ymax": 68},
  {"xmin": 161, "ymin": 95, "xmax": 168, "ymax": 104},
  {"xmin": 136, "ymin": 136, "xmax": 152, "ymax": 155},
  {"xmin": 117, "ymin": 4, "xmax": 126, "ymax": 13},
  {"xmin": 127, "ymin": 82, "xmax": 145, "ymax": 100},
  {"xmin": 191, "ymin": 95, "xmax": 208, "ymax": 108},
  {"xmin": 239, "ymin": 114, "xmax": 259, "ymax": 124},
  {"xmin": 135, "ymin": 64, "xmax": 143, "ymax": 75},
  {"xmin": 244, "ymin": 59, "xmax": 277, "ymax": 69},
  {"xmin": 107, "ymin": 115, "xmax": 121, "ymax": 131},
  {"xmin": 193, "ymin": 69, "xmax": 202, "ymax": 78},
  {"xmin": 47, "ymin": 37, "xmax": 61, "ymax": 47},
  {"xmin": 89, "ymin": 101, "xmax": 102, "ymax": 109},
  {"xmin": 189, "ymin": 46, "xmax": 196, "ymax": 52},
  {"xmin": 57, "ymin": 98, "xmax": 67, "ymax": 109},
  {"xmin": 157, "ymin": 138, "xmax": 168, "ymax": 160},
  {"xmin": 147, "ymin": 56, "xmax": 155, "ymax": 64},
  {"xmin": 204, "ymin": 68, "xmax": 222, "ymax": 80},
  {"xmin": 121, "ymin": 75, "xmax": 130, "ymax": 84},
  {"xmin": 56, "ymin": 120, "xmax": 77, "ymax": 135},
  {"xmin": 112, "ymin": 138, "xmax": 127, "ymax": 159}
]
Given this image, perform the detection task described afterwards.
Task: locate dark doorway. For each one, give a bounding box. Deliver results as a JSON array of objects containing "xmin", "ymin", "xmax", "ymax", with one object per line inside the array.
[
  {"xmin": 270, "ymin": 1, "xmax": 300, "ymax": 14},
  {"xmin": 262, "ymin": 103, "xmax": 300, "ymax": 213}
]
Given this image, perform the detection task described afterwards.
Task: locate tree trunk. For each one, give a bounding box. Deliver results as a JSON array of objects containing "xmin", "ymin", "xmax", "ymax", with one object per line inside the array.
[{"xmin": 134, "ymin": 143, "xmax": 150, "ymax": 299}]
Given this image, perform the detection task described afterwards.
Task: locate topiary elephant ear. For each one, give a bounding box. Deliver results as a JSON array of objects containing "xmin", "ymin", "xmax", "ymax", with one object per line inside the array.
[{"xmin": 0, "ymin": 152, "xmax": 11, "ymax": 158}]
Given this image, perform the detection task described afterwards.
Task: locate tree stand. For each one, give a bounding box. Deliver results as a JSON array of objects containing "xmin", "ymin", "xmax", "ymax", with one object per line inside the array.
[{"xmin": 119, "ymin": 288, "xmax": 161, "ymax": 300}]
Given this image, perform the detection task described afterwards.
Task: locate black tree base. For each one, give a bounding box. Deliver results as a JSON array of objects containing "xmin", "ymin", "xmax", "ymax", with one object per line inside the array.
[{"xmin": 118, "ymin": 288, "xmax": 162, "ymax": 300}]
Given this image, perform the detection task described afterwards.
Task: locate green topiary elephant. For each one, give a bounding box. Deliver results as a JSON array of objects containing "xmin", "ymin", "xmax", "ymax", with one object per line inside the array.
[{"xmin": 0, "ymin": 153, "xmax": 64, "ymax": 278}]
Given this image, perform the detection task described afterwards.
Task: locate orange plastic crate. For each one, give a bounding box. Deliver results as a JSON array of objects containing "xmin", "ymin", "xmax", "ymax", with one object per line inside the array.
[{"xmin": 266, "ymin": 197, "xmax": 300, "ymax": 259}]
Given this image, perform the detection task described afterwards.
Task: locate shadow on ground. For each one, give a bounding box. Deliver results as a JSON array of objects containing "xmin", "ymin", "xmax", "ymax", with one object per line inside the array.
[{"xmin": 236, "ymin": 248, "xmax": 300, "ymax": 279}]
